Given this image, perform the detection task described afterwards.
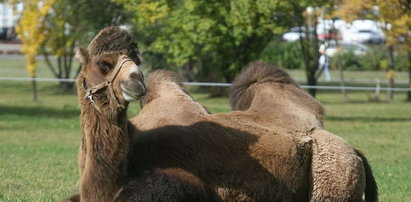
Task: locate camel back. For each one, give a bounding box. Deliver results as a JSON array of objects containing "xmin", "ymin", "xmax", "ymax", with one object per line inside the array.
[
  {"xmin": 230, "ymin": 62, "xmax": 324, "ymax": 125},
  {"xmin": 230, "ymin": 62, "xmax": 299, "ymax": 110}
]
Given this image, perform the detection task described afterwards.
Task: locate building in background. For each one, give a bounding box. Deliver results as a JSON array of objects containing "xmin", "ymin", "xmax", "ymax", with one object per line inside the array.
[{"xmin": 0, "ymin": 3, "xmax": 23, "ymax": 41}]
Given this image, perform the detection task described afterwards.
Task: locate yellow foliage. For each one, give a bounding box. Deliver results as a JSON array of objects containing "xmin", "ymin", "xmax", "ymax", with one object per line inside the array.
[
  {"xmin": 386, "ymin": 69, "xmax": 395, "ymax": 80},
  {"xmin": 336, "ymin": 0, "xmax": 411, "ymax": 48},
  {"xmin": 334, "ymin": 0, "xmax": 374, "ymax": 22},
  {"xmin": 14, "ymin": 0, "xmax": 56, "ymax": 77}
]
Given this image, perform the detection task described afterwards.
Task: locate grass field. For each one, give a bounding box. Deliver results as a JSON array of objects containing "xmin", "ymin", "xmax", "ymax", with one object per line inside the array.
[{"xmin": 0, "ymin": 58, "xmax": 411, "ymax": 201}]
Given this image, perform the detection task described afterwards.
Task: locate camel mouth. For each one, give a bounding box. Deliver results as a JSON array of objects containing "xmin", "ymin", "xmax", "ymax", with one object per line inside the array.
[{"xmin": 121, "ymin": 84, "xmax": 146, "ymax": 101}]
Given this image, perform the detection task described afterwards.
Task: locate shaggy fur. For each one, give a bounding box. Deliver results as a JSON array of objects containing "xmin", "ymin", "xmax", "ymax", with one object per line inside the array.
[
  {"xmin": 88, "ymin": 26, "xmax": 141, "ymax": 64},
  {"xmin": 230, "ymin": 62, "xmax": 378, "ymax": 202},
  {"xmin": 64, "ymin": 26, "xmax": 208, "ymax": 202},
  {"xmin": 131, "ymin": 70, "xmax": 313, "ymax": 201}
]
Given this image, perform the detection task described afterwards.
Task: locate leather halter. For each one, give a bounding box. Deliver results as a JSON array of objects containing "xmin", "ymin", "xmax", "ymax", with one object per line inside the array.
[{"xmin": 83, "ymin": 56, "xmax": 133, "ymax": 113}]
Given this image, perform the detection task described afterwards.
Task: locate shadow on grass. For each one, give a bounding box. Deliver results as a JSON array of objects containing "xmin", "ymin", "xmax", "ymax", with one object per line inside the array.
[
  {"xmin": 326, "ymin": 116, "xmax": 411, "ymax": 122},
  {"xmin": 0, "ymin": 105, "xmax": 79, "ymax": 119}
]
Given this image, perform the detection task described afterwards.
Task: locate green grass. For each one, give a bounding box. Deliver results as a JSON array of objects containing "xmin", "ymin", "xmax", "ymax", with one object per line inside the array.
[
  {"xmin": 1, "ymin": 81, "xmax": 410, "ymax": 201},
  {"xmin": 0, "ymin": 58, "xmax": 410, "ymax": 201}
]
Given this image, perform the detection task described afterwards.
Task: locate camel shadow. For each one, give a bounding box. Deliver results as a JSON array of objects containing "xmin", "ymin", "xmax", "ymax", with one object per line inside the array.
[
  {"xmin": 0, "ymin": 105, "xmax": 79, "ymax": 119},
  {"xmin": 129, "ymin": 120, "xmax": 310, "ymax": 201}
]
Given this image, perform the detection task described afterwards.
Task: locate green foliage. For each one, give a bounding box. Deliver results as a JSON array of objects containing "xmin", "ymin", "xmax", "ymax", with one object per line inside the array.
[
  {"xmin": 260, "ymin": 40, "xmax": 304, "ymax": 70},
  {"xmin": 114, "ymin": 0, "xmax": 295, "ymax": 82},
  {"xmin": 41, "ymin": 0, "xmax": 127, "ymax": 89},
  {"xmin": 358, "ymin": 47, "xmax": 387, "ymax": 70},
  {"xmin": 331, "ymin": 47, "xmax": 410, "ymax": 71},
  {"xmin": 331, "ymin": 51, "xmax": 360, "ymax": 71}
]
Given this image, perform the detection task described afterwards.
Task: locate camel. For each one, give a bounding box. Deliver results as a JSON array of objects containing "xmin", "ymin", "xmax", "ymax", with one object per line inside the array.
[
  {"xmin": 229, "ymin": 61, "xmax": 378, "ymax": 202},
  {"xmin": 66, "ymin": 43, "xmax": 312, "ymax": 201},
  {"xmin": 64, "ymin": 26, "xmax": 376, "ymax": 201},
  {"xmin": 134, "ymin": 66, "xmax": 378, "ymax": 202},
  {"xmin": 63, "ymin": 26, "xmax": 209, "ymax": 202},
  {"xmin": 131, "ymin": 70, "xmax": 314, "ymax": 201}
]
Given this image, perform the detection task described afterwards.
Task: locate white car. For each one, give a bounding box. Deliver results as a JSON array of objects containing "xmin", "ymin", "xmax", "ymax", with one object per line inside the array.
[
  {"xmin": 349, "ymin": 29, "xmax": 385, "ymax": 44},
  {"xmin": 282, "ymin": 27, "xmax": 315, "ymax": 42}
]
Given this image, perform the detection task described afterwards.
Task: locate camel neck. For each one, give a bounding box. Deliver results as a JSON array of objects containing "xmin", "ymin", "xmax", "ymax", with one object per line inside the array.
[{"xmin": 79, "ymin": 95, "xmax": 130, "ymax": 201}]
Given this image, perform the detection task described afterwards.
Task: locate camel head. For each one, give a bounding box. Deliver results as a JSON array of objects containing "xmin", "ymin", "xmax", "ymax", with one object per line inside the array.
[{"xmin": 77, "ymin": 26, "xmax": 146, "ymax": 111}]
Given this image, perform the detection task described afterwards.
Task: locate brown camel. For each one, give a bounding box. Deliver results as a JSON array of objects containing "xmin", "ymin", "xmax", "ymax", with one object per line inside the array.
[
  {"xmin": 134, "ymin": 67, "xmax": 378, "ymax": 202},
  {"xmin": 131, "ymin": 70, "xmax": 314, "ymax": 201},
  {"xmin": 230, "ymin": 62, "xmax": 378, "ymax": 202},
  {"xmin": 63, "ymin": 26, "xmax": 209, "ymax": 202}
]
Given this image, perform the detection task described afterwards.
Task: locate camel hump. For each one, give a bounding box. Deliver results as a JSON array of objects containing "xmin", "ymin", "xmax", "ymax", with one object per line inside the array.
[
  {"xmin": 230, "ymin": 61, "xmax": 298, "ymax": 111},
  {"xmin": 140, "ymin": 70, "xmax": 185, "ymax": 107}
]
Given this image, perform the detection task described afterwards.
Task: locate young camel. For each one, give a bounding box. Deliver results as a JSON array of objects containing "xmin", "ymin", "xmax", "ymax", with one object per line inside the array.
[
  {"xmin": 131, "ymin": 70, "xmax": 314, "ymax": 201},
  {"xmin": 230, "ymin": 62, "xmax": 378, "ymax": 202},
  {"xmin": 63, "ymin": 26, "xmax": 209, "ymax": 202}
]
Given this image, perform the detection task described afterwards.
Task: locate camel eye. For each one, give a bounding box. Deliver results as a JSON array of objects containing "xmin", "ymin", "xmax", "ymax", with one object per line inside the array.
[{"xmin": 96, "ymin": 61, "xmax": 112, "ymax": 73}]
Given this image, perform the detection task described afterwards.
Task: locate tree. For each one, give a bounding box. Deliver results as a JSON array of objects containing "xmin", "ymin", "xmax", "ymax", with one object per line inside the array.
[
  {"xmin": 41, "ymin": 0, "xmax": 127, "ymax": 90},
  {"xmin": 114, "ymin": 0, "xmax": 296, "ymax": 84},
  {"xmin": 286, "ymin": 0, "xmax": 333, "ymax": 97},
  {"xmin": 14, "ymin": 0, "xmax": 56, "ymax": 101},
  {"xmin": 336, "ymin": 0, "xmax": 411, "ymax": 101}
]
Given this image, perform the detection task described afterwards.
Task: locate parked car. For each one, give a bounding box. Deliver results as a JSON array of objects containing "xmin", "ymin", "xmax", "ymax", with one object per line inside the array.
[
  {"xmin": 324, "ymin": 41, "xmax": 368, "ymax": 57},
  {"xmin": 347, "ymin": 29, "xmax": 385, "ymax": 44},
  {"xmin": 282, "ymin": 27, "xmax": 315, "ymax": 42}
]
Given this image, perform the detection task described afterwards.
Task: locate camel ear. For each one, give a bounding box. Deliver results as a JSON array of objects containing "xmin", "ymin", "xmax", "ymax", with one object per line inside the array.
[{"xmin": 76, "ymin": 47, "xmax": 89, "ymax": 65}]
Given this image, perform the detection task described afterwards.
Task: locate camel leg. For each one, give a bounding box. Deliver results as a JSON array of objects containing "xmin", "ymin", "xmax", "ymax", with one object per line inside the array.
[{"xmin": 309, "ymin": 129, "xmax": 366, "ymax": 202}]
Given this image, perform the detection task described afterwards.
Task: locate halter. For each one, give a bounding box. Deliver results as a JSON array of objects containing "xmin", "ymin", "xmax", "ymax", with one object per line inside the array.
[{"xmin": 83, "ymin": 56, "xmax": 133, "ymax": 113}]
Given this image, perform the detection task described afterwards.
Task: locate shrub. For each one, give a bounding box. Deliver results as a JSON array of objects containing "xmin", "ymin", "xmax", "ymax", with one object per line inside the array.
[{"xmin": 260, "ymin": 39, "xmax": 304, "ymax": 70}]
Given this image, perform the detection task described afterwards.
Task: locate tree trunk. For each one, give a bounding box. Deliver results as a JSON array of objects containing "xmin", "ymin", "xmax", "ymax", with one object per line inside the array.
[
  {"xmin": 386, "ymin": 45, "xmax": 395, "ymax": 101},
  {"xmin": 31, "ymin": 76, "xmax": 38, "ymax": 102},
  {"xmin": 334, "ymin": 39, "xmax": 350, "ymax": 102},
  {"xmin": 407, "ymin": 51, "xmax": 411, "ymax": 102},
  {"xmin": 306, "ymin": 73, "xmax": 317, "ymax": 97},
  {"xmin": 183, "ymin": 60, "xmax": 196, "ymax": 82},
  {"xmin": 300, "ymin": 26, "xmax": 320, "ymax": 98}
]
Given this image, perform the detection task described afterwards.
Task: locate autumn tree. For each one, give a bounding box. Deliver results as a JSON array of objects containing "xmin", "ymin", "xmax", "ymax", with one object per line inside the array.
[
  {"xmin": 377, "ymin": 0, "xmax": 411, "ymax": 101},
  {"xmin": 336, "ymin": 0, "xmax": 411, "ymax": 101},
  {"xmin": 284, "ymin": 0, "xmax": 334, "ymax": 97},
  {"xmin": 14, "ymin": 0, "xmax": 56, "ymax": 101}
]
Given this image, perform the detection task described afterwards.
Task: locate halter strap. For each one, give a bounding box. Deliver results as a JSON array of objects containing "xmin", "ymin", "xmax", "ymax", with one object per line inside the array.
[{"xmin": 84, "ymin": 56, "xmax": 133, "ymax": 113}]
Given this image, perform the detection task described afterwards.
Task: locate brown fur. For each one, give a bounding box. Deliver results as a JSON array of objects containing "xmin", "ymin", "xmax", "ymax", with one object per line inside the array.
[
  {"xmin": 135, "ymin": 70, "xmax": 209, "ymax": 130},
  {"xmin": 230, "ymin": 62, "xmax": 378, "ymax": 201},
  {"xmin": 65, "ymin": 26, "xmax": 208, "ymax": 202},
  {"xmin": 131, "ymin": 70, "xmax": 313, "ymax": 201},
  {"xmin": 230, "ymin": 61, "xmax": 324, "ymax": 129},
  {"xmin": 88, "ymin": 26, "xmax": 141, "ymax": 64}
]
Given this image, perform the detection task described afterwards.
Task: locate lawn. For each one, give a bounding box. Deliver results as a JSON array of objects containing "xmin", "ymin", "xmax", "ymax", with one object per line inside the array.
[{"xmin": 0, "ymin": 58, "xmax": 410, "ymax": 201}]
